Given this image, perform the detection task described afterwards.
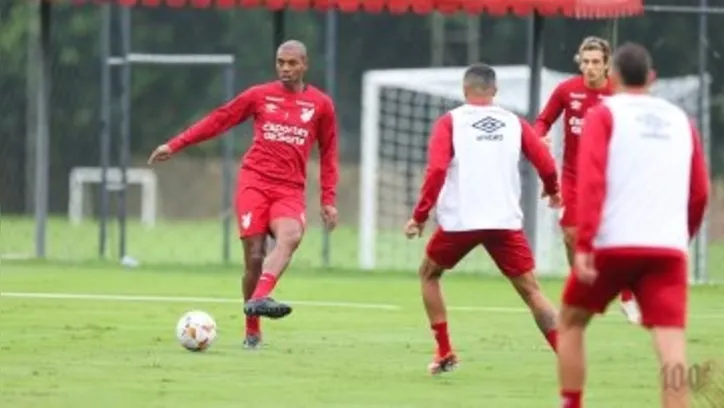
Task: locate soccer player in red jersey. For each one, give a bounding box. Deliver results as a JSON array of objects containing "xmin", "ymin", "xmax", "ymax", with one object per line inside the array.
[
  {"xmin": 556, "ymin": 43, "xmax": 709, "ymax": 408},
  {"xmin": 147, "ymin": 40, "xmax": 339, "ymax": 349},
  {"xmin": 535, "ymin": 37, "xmax": 641, "ymax": 324},
  {"xmin": 404, "ymin": 64, "xmax": 562, "ymax": 375}
]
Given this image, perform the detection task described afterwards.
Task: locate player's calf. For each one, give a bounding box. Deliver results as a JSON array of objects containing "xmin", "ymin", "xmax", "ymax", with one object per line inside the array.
[
  {"xmin": 653, "ymin": 327, "xmax": 689, "ymax": 408},
  {"xmin": 557, "ymin": 305, "xmax": 593, "ymax": 408},
  {"xmin": 509, "ymin": 272, "xmax": 558, "ymax": 351},
  {"xmin": 249, "ymin": 218, "xmax": 304, "ymax": 301},
  {"xmin": 242, "ymin": 235, "xmax": 267, "ymax": 338},
  {"xmin": 418, "ymin": 257, "xmax": 457, "ymax": 372},
  {"xmin": 561, "ymin": 227, "xmax": 576, "ymax": 267}
]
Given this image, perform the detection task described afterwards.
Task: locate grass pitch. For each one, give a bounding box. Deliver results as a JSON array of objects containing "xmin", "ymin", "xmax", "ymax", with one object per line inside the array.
[{"xmin": 1, "ymin": 262, "xmax": 724, "ymax": 407}]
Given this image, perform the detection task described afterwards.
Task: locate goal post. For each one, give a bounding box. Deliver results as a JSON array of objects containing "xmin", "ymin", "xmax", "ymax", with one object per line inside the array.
[
  {"xmin": 100, "ymin": 52, "xmax": 236, "ymax": 263},
  {"xmin": 68, "ymin": 167, "xmax": 158, "ymax": 227},
  {"xmin": 359, "ymin": 65, "xmax": 709, "ymax": 277}
]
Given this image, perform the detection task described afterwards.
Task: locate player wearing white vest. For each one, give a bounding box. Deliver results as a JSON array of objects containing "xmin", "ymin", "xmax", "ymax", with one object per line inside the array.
[
  {"xmin": 556, "ymin": 43, "xmax": 710, "ymax": 408},
  {"xmin": 403, "ymin": 63, "xmax": 563, "ymax": 375}
]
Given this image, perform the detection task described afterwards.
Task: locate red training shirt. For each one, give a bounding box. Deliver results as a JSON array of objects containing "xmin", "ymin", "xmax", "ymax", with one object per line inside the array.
[
  {"xmin": 535, "ymin": 76, "xmax": 613, "ymax": 180},
  {"xmin": 167, "ymin": 81, "xmax": 339, "ymax": 206}
]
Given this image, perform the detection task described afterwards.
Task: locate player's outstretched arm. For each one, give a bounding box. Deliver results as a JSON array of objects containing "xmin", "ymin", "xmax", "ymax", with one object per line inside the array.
[
  {"xmin": 520, "ymin": 118, "xmax": 559, "ymax": 201},
  {"xmin": 688, "ymin": 123, "xmax": 710, "ymax": 239},
  {"xmin": 534, "ymin": 84, "xmax": 564, "ymax": 143},
  {"xmin": 409, "ymin": 114, "xmax": 454, "ymax": 231},
  {"xmin": 575, "ymin": 105, "xmax": 611, "ymax": 254},
  {"xmin": 318, "ymin": 98, "xmax": 340, "ymax": 230},
  {"xmin": 149, "ymin": 87, "xmax": 258, "ymax": 163}
]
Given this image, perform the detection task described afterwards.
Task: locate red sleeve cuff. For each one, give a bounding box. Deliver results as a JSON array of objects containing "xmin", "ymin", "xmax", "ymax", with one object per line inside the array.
[
  {"xmin": 321, "ymin": 195, "xmax": 335, "ymax": 207},
  {"xmin": 413, "ymin": 210, "xmax": 429, "ymax": 224},
  {"xmin": 167, "ymin": 137, "xmax": 186, "ymax": 153}
]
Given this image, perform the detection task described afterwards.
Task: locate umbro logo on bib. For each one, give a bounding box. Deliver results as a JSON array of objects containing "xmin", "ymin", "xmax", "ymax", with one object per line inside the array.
[{"xmin": 472, "ymin": 116, "xmax": 505, "ymax": 134}]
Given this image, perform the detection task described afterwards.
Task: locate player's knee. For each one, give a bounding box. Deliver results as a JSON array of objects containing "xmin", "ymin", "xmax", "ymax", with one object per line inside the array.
[
  {"xmin": 419, "ymin": 257, "xmax": 444, "ymax": 281},
  {"xmin": 562, "ymin": 228, "xmax": 576, "ymax": 246},
  {"xmin": 242, "ymin": 236, "xmax": 266, "ymax": 273},
  {"xmin": 510, "ymin": 272, "xmax": 540, "ymax": 302},
  {"xmin": 559, "ymin": 306, "xmax": 592, "ymax": 328},
  {"xmin": 275, "ymin": 227, "xmax": 303, "ymax": 251}
]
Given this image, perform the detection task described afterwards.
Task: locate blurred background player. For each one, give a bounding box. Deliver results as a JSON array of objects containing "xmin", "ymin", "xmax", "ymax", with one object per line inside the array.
[
  {"xmin": 556, "ymin": 43, "xmax": 709, "ymax": 408},
  {"xmin": 534, "ymin": 36, "xmax": 641, "ymax": 324},
  {"xmin": 404, "ymin": 63, "xmax": 562, "ymax": 375},
  {"xmin": 147, "ymin": 40, "xmax": 339, "ymax": 349}
]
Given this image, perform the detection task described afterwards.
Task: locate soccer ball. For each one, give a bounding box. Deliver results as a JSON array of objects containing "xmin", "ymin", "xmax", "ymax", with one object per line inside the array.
[{"xmin": 176, "ymin": 310, "xmax": 217, "ymax": 352}]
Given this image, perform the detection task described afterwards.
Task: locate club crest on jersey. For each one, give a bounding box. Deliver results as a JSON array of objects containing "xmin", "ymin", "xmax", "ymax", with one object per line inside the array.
[
  {"xmin": 265, "ymin": 103, "xmax": 278, "ymax": 113},
  {"xmin": 300, "ymin": 107, "xmax": 315, "ymax": 123},
  {"xmin": 241, "ymin": 212, "xmax": 252, "ymax": 230},
  {"xmin": 570, "ymin": 100, "xmax": 582, "ymax": 111}
]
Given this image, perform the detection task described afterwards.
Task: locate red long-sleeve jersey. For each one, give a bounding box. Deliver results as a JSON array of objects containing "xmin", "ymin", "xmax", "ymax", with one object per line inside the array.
[
  {"xmin": 576, "ymin": 94, "xmax": 709, "ymax": 254},
  {"xmin": 167, "ymin": 81, "xmax": 339, "ymax": 206},
  {"xmin": 412, "ymin": 105, "xmax": 559, "ymax": 230},
  {"xmin": 535, "ymin": 76, "xmax": 613, "ymax": 179}
]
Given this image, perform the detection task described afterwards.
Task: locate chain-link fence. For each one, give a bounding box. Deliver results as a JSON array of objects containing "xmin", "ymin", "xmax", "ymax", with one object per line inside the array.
[{"xmin": 1, "ymin": 1, "xmax": 723, "ymax": 282}]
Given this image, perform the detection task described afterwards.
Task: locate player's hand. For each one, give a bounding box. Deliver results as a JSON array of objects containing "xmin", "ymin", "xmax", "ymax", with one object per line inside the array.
[
  {"xmin": 542, "ymin": 134, "xmax": 552, "ymax": 147},
  {"xmin": 574, "ymin": 252, "xmax": 597, "ymax": 285},
  {"xmin": 403, "ymin": 218, "xmax": 424, "ymax": 239},
  {"xmin": 147, "ymin": 144, "xmax": 173, "ymax": 164},
  {"xmin": 547, "ymin": 192, "xmax": 563, "ymax": 209},
  {"xmin": 320, "ymin": 205, "xmax": 338, "ymax": 231}
]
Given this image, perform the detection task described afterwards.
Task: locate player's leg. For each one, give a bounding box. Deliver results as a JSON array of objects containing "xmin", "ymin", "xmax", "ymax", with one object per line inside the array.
[
  {"xmin": 244, "ymin": 189, "xmax": 305, "ymax": 319},
  {"xmin": 234, "ymin": 184, "xmax": 272, "ymax": 348},
  {"xmin": 422, "ymin": 228, "xmax": 478, "ymax": 375},
  {"xmin": 557, "ymin": 251, "xmax": 629, "ymax": 408},
  {"xmin": 632, "ymin": 254, "xmax": 689, "ymax": 408},
  {"xmin": 483, "ymin": 230, "xmax": 558, "ymax": 351},
  {"xmin": 561, "ymin": 226, "xmax": 576, "ymax": 267},
  {"xmin": 241, "ymin": 235, "xmax": 267, "ymax": 348},
  {"xmin": 557, "ymin": 304, "xmax": 594, "ymax": 408},
  {"xmin": 559, "ymin": 180, "xmax": 578, "ymax": 268}
]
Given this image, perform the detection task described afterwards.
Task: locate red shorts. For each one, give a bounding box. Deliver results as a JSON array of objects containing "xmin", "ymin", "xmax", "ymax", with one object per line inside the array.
[
  {"xmin": 426, "ymin": 228, "xmax": 534, "ymax": 277},
  {"xmin": 562, "ymin": 248, "xmax": 688, "ymax": 328},
  {"xmin": 559, "ymin": 175, "xmax": 577, "ymax": 228},
  {"xmin": 234, "ymin": 171, "xmax": 306, "ymax": 238}
]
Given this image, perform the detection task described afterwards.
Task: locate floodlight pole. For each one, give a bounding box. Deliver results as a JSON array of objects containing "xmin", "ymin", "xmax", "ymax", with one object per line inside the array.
[
  {"xmin": 694, "ymin": 0, "xmax": 709, "ymax": 282},
  {"xmin": 523, "ymin": 12, "xmax": 545, "ymax": 251},
  {"xmin": 99, "ymin": 2, "xmax": 112, "ymax": 258},
  {"xmin": 222, "ymin": 66, "xmax": 235, "ymax": 264},
  {"xmin": 118, "ymin": 6, "xmax": 132, "ymax": 260},
  {"xmin": 322, "ymin": 9, "xmax": 338, "ymax": 268},
  {"xmin": 33, "ymin": 0, "xmax": 52, "ymax": 258}
]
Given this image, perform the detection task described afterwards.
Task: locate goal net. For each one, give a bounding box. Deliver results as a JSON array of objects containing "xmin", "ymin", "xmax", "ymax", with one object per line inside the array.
[{"xmin": 359, "ymin": 65, "xmax": 708, "ymax": 275}]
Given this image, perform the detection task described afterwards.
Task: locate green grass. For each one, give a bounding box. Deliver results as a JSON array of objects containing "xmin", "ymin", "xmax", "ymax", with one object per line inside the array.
[
  {"xmin": 3, "ymin": 216, "xmax": 724, "ymax": 282},
  {"xmin": 0, "ymin": 216, "xmax": 497, "ymax": 272},
  {"xmin": 1, "ymin": 263, "xmax": 724, "ymax": 407}
]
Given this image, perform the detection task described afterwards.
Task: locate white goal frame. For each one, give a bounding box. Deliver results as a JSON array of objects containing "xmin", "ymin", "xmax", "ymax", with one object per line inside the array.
[
  {"xmin": 359, "ymin": 65, "xmax": 707, "ymax": 274},
  {"xmin": 68, "ymin": 167, "xmax": 158, "ymax": 227}
]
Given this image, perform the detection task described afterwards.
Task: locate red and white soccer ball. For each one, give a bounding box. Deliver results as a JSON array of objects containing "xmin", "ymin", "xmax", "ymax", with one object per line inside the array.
[{"xmin": 176, "ymin": 310, "xmax": 217, "ymax": 352}]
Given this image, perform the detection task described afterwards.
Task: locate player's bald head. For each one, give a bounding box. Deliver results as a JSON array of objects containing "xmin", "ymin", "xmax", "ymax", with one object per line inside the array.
[
  {"xmin": 463, "ymin": 63, "xmax": 497, "ymax": 97},
  {"xmin": 612, "ymin": 42, "xmax": 652, "ymax": 87},
  {"xmin": 277, "ymin": 40, "xmax": 307, "ymax": 60}
]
